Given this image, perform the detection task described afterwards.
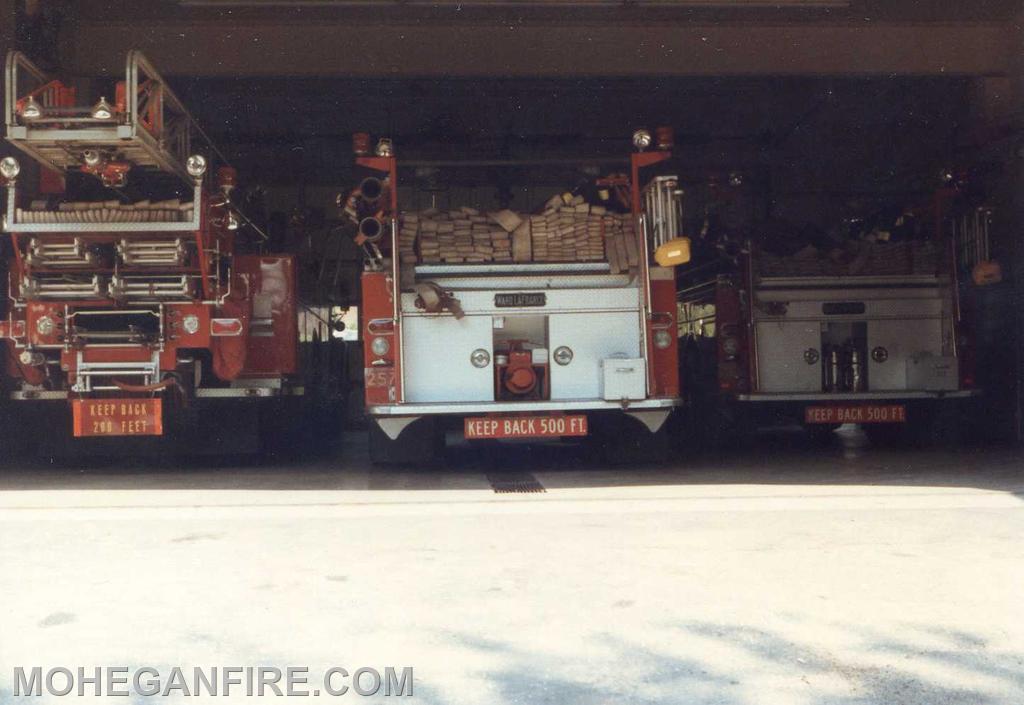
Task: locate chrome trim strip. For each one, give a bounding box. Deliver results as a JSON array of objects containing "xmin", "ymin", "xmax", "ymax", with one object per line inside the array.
[
  {"xmin": 735, "ymin": 391, "xmax": 978, "ymax": 401},
  {"xmin": 369, "ymin": 398, "xmax": 680, "ymax": 416}
]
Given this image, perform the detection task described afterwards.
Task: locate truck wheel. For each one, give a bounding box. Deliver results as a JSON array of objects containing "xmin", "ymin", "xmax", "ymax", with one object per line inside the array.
[
  {"xmin": 866, "ymin": 403, "xmax": 962, "ymax": 448},
  {"xmin": 918, "ymin": 402, "xmax": 964, "ymax": 448},
  {"xmin": 803, "ymin": 423, "xmax": 840, "ymax": 444},
  {"xmin": 862, "ymin": 424, "xmax": 904, "ymax": 446},
  {"xmin": 695, "ymin": 402, "xmax": 754, "ymax": 452},
  {"xmin": 258, "ymin": 397, "xmax": 309, "ymax": 461},
  {"xmin": 368, "ymin": 418, "xmax": 442, "ymax": 466},
  {"xmin": 586, "ymin": 413, "xmax": 672, "ymax": 465}
]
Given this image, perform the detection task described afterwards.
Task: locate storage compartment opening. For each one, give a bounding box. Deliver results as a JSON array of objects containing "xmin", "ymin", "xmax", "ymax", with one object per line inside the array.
[
  {"xmin": 70, "ymin": 308, "xmax": 161, "ymax": 345},
  {"xmin": 492, "ymin": 315, "xmax": 549, "ymax": 401},
  {"xmin": 820, "ymin": 321, "xmax": 868, "ymax": 392}
]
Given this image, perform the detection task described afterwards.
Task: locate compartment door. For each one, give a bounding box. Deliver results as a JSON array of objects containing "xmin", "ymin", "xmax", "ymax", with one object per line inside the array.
[
  {"xmin": 549, "ymin": 312, "xmax": 642, "ymax": 400},
  {"xmin": 867, "ymin": 318, "xmax": 943, "ymax": 391},
  {"xmin": 755, "ymin": 321, "xmax": 821, "ymax": 392},
  {"xmin": 402, "ymin": 316, "xmax": 494, "ymax": 402}
]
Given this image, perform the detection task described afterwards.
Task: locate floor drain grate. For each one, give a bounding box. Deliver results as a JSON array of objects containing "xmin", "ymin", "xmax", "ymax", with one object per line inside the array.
[{"xmin": 487, "ymin": 472, "xmax": 546, "ymax": 494}]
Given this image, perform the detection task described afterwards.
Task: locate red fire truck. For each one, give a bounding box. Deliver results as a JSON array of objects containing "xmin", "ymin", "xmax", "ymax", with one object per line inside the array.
[
  {"xmin": 678, "ymin": 183, "xmax": 979, "ymax": 444},
  {"xmin": 349, "ymin": 130, "xmax": 684, "ymax": 463},
  {"xmin": 1, "ymin": 51, "xmax": 302, "ymax": 449}
]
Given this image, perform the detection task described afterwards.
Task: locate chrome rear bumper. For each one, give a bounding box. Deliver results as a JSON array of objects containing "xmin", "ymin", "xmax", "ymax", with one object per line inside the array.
[
  {"xmin": 368, "ymin": 398, "xmax": 680, "ymax": 439},
  {"xmin": 368, "ymin": 398, "xmax": 679, "ymax": 416},
  {"xmin": 736, "ymin": 390, "xmax": 978, "ymax": 402}
]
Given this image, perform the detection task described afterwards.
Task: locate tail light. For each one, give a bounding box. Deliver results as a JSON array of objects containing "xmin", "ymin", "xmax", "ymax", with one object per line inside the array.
[
  {"xmin": 366, "ymin": 318, "xmax": 394, "ymax": 336},
  {"xmin": 362, "ymin": 271, "xmax": 399, "ymax": 406},
  {"xmin": 648, "ymin": 272, "xmax": 679, "ymax": 398},
  {"xmin": 365, "ymin": 318, "xmax": 395, "ymax": 364},
  {"xmin": 652, "ymin": 328, "xmax": 674, "ymax": 349},
  {"xmin": 715, "ymin": 282, "xmax": 748, "ymax": 392},
  {"xmin": 720, "ymin": 331, "xmax": 740, "ymax": 361},
  {"xmin": 211, "ymin": 318, "xmax": 244, "ymax": 336}
]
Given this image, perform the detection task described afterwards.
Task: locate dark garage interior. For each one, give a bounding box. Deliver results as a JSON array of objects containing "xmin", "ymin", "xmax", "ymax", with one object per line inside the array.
[
  {"xmin": 5, "ymin": 1, "xmax": 1023, "ymax": 443},
  {"xmin": 5, "ymin": 4, "xmax": 1024, "ymax": 704}
]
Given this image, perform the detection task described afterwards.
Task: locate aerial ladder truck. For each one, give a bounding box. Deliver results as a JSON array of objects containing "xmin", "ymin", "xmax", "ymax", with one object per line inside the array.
[{"xmin": 0, "ymin": 50, "xmax": 304, "ymax": 449}]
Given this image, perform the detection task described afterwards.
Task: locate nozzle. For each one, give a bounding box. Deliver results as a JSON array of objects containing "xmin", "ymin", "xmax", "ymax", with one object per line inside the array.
[
  {"xmin": 359, "ymin": 177, "xmax": 384, "ymax": 204},
  {"xmin": 358, "ymin": 216, "xmax": 385, "ymax": 243}
]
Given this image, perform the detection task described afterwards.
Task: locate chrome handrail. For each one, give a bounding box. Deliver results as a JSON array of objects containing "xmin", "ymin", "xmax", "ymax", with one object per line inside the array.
[
  {"xmin": 5, "ymin": 50, "xmax": 229, "ymax": 183},
  {"xmin": 4, "ymin": 50, "xmax": 50, "ymax": 130}
]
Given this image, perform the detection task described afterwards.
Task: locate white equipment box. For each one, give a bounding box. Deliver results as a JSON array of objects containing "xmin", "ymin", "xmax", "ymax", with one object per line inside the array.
[
  {"xmin": 601, "ymin": 357, "xmax": 647, "ymax": 401},
  {"xmin": 906, "ymin": 354, "xmax": 958, "ymax": 391}
]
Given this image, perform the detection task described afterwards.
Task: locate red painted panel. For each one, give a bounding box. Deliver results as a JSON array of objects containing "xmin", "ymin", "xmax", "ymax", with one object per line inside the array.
[
  {"xmin": 715, "ymin": 281, "xmax": 748, "ymax": 393},
  {"xmin": 211, "ymin": 297, "xmax": 249, "ymax": 381},
  {"xmin": 362, "ymin": 271, "xmax": 397, "ymax": 406},
  {"xmin": 649, "ymin": 278, "xmax": 680, "ymax": 398},
  {"xmin": 38, "ymin": 167, "xmax": 65, "ymax": 195},
  {"xmin": 235, "ymin": 255, "xmax": 298, "ymax": 376}
]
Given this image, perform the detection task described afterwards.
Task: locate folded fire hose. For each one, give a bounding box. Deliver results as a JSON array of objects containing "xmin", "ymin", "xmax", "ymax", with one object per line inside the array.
[{"xmin": 415, "ymin": 282, "xmax": 464, "ymax": 320}]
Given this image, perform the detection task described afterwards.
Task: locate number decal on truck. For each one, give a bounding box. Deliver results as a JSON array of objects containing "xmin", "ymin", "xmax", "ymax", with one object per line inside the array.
[{"xmin": 365, "ymin": 368, "xmax": 395, "ymax": 389}]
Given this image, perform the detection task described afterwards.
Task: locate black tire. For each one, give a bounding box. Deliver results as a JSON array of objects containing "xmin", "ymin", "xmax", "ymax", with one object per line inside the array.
[
  {"xmin": 863, "ymin": 402, "xmax": 963, "ymax": 448},
  {"xmin": 803, "ymin": 423, "xmax": 841, "ymax": 444},
  {"xmin": 586, "ymin": 413, "xmax": 672, "ymax": 465},
  {"xmin": 862, "ymin": 423, "xmax": 905, "ymax": 447},
  {"xmin": 681, "ymin": 335, "xmax": 759, "ymax": 452},
  {"xmin": 258, "ymin": 396, "xmax": 312, "ymax": 461},
  {"xmin": 685, "ymin": 398, "xmax": 755, "ymax": 452},
  {"xmin": 916, "ymin": 401, "xmax": 964, "ymax": 448},
  {"xmin": 368, "ymin": 417, "xmax": 442, "ymax": 466}
]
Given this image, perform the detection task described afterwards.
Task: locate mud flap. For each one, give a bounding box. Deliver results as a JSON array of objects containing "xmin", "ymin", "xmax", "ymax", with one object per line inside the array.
[{"xmin": 624, "ymin": 409, "xmax": 672, "ymax": 433}]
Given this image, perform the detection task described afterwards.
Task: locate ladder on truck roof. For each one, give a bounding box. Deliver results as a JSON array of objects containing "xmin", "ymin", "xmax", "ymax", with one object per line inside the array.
[{"xmin": 4, "ymin": 50, "xmax": 215, "ymax": 183}]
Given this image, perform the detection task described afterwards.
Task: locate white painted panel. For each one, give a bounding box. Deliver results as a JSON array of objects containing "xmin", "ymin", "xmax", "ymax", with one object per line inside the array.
[
  {"xmin": 402, "ymin": 316, "xmax": 494, "ymax": 402},
  {"xmin": 867, "ymin": 319, "xmax": 944, "ymax": 391},
  {"xmin": 549, "ymin": 312, "xmax": 642, "ymax": 400},
  {"xmin": 601, "ymin": 358, "xmax": 647, "ymax": 401},
  {"xmin": 755, "ymin": 320, "xmax": 821, "ymax": 392}
]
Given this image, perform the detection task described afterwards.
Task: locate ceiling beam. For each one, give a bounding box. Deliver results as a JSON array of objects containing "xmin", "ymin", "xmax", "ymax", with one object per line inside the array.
[{"xmin": 64, "ymin": 19, "xmax": 1011, "ymax": 78}]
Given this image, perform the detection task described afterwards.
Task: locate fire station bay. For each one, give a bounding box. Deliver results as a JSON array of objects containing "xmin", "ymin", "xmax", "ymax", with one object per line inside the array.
[{"xmin": 3, "ymin": 4, "xmax": 1024, "ymax": 705}]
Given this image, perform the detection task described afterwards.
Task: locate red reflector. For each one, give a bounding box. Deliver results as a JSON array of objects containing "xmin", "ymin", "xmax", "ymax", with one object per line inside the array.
[
  {"xmin": 367, "ymin": 318, "xmax": 395, "ymax": 335},
  {"xmin": 211, "ymin": 318, "xmax": 244, "ymax": 336}
]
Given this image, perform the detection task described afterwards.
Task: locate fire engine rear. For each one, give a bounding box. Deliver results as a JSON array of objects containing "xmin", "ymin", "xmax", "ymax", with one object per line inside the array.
[
  {"xmin": 1, "ymin": 51, "xmax": 299, "ymax": 446},
  {"xmin": 679, "ymin": 181, "xmax": 979, "ymax": 443},
  {"xmin": 349, "ymin": 130, "xmax": 684, "ymax": 463}
]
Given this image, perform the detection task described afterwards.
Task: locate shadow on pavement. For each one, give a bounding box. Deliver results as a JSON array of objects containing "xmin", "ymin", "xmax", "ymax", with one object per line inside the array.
[
  {"xmin": 0, "ymin": 423, "xmax": 1021, "ymax": 497},
  {"xmin": 433, "ymin": 619, "xmax": 1024, "ymax": 705}
]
